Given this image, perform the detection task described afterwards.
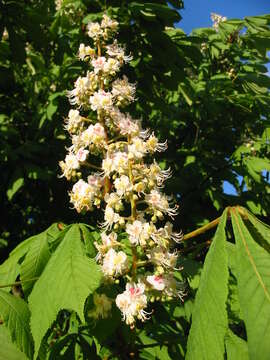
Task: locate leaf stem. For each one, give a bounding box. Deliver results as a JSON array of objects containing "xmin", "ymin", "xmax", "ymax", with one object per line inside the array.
[
  {"xmin": 0, "ymin": 277, "xmax": 39, "ymax": 289},
  {"xmin": 183, "ymin": 217, "xmax": 221, "ymax": 241}
]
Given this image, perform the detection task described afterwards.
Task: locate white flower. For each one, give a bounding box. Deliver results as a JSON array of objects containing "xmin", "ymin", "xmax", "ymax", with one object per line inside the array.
[
  {"xmin": 88, "ymin": 293, "xmax": 112, "ymax": 319},
  {"xmin": 91, "ymin": 56, "xmax": 120, "ymax": 76},
  {"xmin": 91, "ymin": 56, "xmax": 106, "ymax": 73},
  {"xmin": 126, "ymin": 220, "xmax": 150, "ymax": 246},
  {"xmin": 87, "ymin": 173, "xmax": 103, "ymax": 188},
  {"xmin": 70, "ymin": 179, "xmax": 98, "ymax": 213},
  {"xmin": 146, "ymin": 133, "xmax": 167, "ymax": 153},
  {"xmin": 59, "ymin": 153, "xmax": 80, "ymax": 179},
  {"xmin": 112, "ymin": 152, "xmax": 129, "ymax": 173},
  {"xmin": 87, "ymin": 22, "xmax": 103, "ymax": 39},
  {"xmin": 76, "ymin": 148, "xmax": 89, "ymax": 162},
  {"xmin": 81, "ymin": 123, "xmax": 106, "ymax": 147},
  {"xmin": 102, "ymin": 248, "xmax": 128, "ymax": 277},
  {"xmin": 78, "ymin": 43, "xmax": 95, "ymax": 61},
  {"xmin": 102, "ymin": 206, "xmax": 120, "ymax": 230},
  {"xmin": 128, "ymin": 137, "xmax": 147, "ymax": 159},
  {"xmin": 115, "ymin": 112, "xmax": 140, "ymax": 136},
  {"xmin": 147, "ymin": 247, "xmax": 178, "ymax": 269},
  {"xmin": 64, "ymin": 109, "xmax": 83, "ymax": 134},
  {"xmin": 149, "ymin": 162, "xmax": 172, "ymax": 186},
  {"xmin": 106, "ymin": 41, "xmax": 133, "ymax": 63},
  {"xmin": 114, "ymin": 175, "xmax": 132, "ymax": 196},
  {"xmin": 116, "ymin": 282, "xmax": 149, "ymax": 326},
  {"xmin": 146, "ymin": 275, "xmax": 165, "ymax": 291},
  {"xmin": 95, "ymin": 232, "xmax": 118, "ymax": 261},
  {"xmin": 104, "ymin": 57, "xmax": 120, "ymax": 75},
  {"xmin": 211, "ymin": 13, "xmax": 227, "ymax": 31},
  {"xmin": 102, "ymin": 152, "xmax": 129, "ymax": 176},
  {"xmin": 90, "ymin": 90, "xmax": 113, "ymax": 111},
  {"xmin": 152, "ymin": 222, "xmax": 182, "ymax": 244},
  {"xmin": 112, "ymin": 76, "xmax": 136, "ymax": 104},
  {"xmin": 67, "ymin": 72, "xmax": 98, "ymax": 106},
  {"xmin": 101, "ymin": 15, "xmax": 118, "ymax": 31},
  {"xmin": 146, "ymin": 189, "xmax": 178, "ymax": 218}
]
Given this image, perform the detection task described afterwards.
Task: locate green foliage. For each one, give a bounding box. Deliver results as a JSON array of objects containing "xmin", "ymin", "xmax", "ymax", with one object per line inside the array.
[
  {"xmin": 186, "ymin": 210, "xmax": 229, "ymax": 359},
  {"xmin": 0, "ymin": 290, "xmax": 34, "ymax": 359},
  {"xmin": 0, "ymin": 326, "xmax": 28, "ymax": 360},
  {"xmin": 21, "ymin": 230, "xmax": 51, "ymax": 297},
  {"xmin": 225, "ymin": 330, "xmax": 249, "ymax": 360},
  {"xmin": 231, "ymin": 209, "xmax": 270, "ymax": 359},
  {"xmin": 29, "ymin": 224, "xmax": 102, "ymax": 358},
  {"xmin": 0, "ymin": 207, "xmax": 269, "ymax": 359}
]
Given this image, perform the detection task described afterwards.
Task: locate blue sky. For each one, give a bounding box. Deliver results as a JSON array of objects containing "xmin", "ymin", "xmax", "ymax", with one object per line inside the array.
[
  {"xmin": 177, "ymin": 0, "xmax": 270, "ymax": 34},
  {"xmin": 175, "ymin": 1, "xmax": 269, "ymax": 195}
]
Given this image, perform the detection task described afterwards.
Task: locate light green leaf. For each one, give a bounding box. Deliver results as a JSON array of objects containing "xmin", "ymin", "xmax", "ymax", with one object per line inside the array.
[
  {"xmin": 0, "ymin": 257, "xmax": 20, "ymax": 292},
  {"xmin": 225, "ymin": 330, "xmax": 249, "ymax": 360},
  {"xmin": 79, "ymin": 224, "xmax": 98, "ymax": 258},
  {"xmin": 231, "ymin": 208, "xmax": 270, "ymax": 360},
  {"xmin": 21, "ymin": 231, "xmax": 51, "ymax": 297},
  {"xmin": 186, "ymin": 209, "xmax": 229, "ymax": 360},
  {"xmin": 0, "ymin": 290, "xmax": 34, "ymax": 359},
  {"xmin": 0, "ymin": 326, "xmax": 29, "ymax": 360},
  {"xmin": 245, "ymin": 209, "xmax": 270, "ymax": 246},
  {"xmin": 29, "ymin": 225, "xmax": 102, "ymax": 358},
  {"xmin": 0, "ymin": 235, "xmax": 37, "ymax": 292},
  {"xmin": 7, "ymin": 177, "xmax": 24, "ymax": 200}
]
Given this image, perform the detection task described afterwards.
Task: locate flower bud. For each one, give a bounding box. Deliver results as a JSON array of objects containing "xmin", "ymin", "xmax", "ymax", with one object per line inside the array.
[{"xmin": 119, "ymin": 218, "xmax": 125, "ymax": 226}]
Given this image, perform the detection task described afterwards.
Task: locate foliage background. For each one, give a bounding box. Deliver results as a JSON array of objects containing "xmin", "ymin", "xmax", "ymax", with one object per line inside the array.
[{"xmin": 0, "ymin": 1, "xmax": 270, "ymax": 359}]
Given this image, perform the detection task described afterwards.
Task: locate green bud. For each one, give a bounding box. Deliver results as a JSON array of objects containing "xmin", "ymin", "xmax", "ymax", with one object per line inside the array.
[{"xmin": 151, "ymin": 215, "xmax": 157, "ymax": 223}]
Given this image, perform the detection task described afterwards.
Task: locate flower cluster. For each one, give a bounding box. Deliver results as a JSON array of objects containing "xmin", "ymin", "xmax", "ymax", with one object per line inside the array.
[
  {"xmin": 60, "ymin": 14, "xmax": 183, "ymax": 327},
  {"xmin": 211, "ymin": 13, "xmax": 227, "ymax": 31}
]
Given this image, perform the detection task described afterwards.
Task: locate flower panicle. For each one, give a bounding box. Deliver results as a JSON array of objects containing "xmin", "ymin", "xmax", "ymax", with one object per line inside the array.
[{"xmin": 59, "ymin": 14, "xmax": 184, "ymax": 327}]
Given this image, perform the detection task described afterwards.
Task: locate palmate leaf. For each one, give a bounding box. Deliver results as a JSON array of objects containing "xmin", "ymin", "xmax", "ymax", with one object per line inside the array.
[
  {"xmin": 186, "ymin": 209, "xmax": 229, "ymax": 360},
  {"xmin": 0, "ymin": 290, "xmax": 34, "ymax": 359},
  {"xmin": 0, "ymin": 326, "xmax": 28, "ymax": 360},
  {"xmin": 29, "ymin": 224, "xmax": 102, "ymax": 359},
  {"xmin": 20, "ymin": 230, "xmax": 51, "ymax": 297},
  {"xmin": 231, "ymin": 208, "xmax": 270, "ymax": 360}
]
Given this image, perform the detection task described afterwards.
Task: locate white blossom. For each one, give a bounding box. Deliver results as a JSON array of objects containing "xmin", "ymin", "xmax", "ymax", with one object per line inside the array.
[
  {"xmin": 102, "ymin": 248, "xmax": 128, "ymax": 277},
  {"xmin": 88, "ymin": 293, "xmax": 112, "ymax": 319},
  {"xmin": 90, "ymin": 90, "xmax": 113, "ymax": 111},
  {"xmin": 116, "ymin": 282, "xmax": 149, "ymax": 325},
  {"xmin": 114, "ymin": 175, "xmax": 132, "ymax": 196}
]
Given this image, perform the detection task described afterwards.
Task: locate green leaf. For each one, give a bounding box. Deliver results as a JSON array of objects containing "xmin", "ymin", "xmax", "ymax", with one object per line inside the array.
[
  {"xmin": 79, "ymin": 224, "xmax": 98, "ymax": 258},
  {"xmin": 0, "ymin": 326, "xmax": 28, "ymax": 360},
  {"xmin": 246, "ymin": 210, "xmax": 270, "ymax": 246},
  {"xmin": 0, "ymin": 234, "xmax": 37, "ymax": 291},
  {"xmin": 225, "ymin": 330, "xmax": 248, "ymax": 360},
  {"xmin": 231, "ymin": 208, "xmax": 270, "ymax": 359},
  {"xmin": 0, "ymin": 290, "xmax": 34, "ymax": 359},
  {"xmin": 7, "ymin": 176, "xmax": 24, "ymax": 200},
  {"xmin": 0, "ymin": 257, "xmax": 20, "ymax": 292},
  {"xmin": 186, "ymin": 209, "xmax": 229, "ymax": 360},
  {"xmin": 29, "ymin": 225, "xmax": 102, "ymax": 358},
  {"xmin": 21, "ymin": 230, "xmax": 51, "ymax": 297}
]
